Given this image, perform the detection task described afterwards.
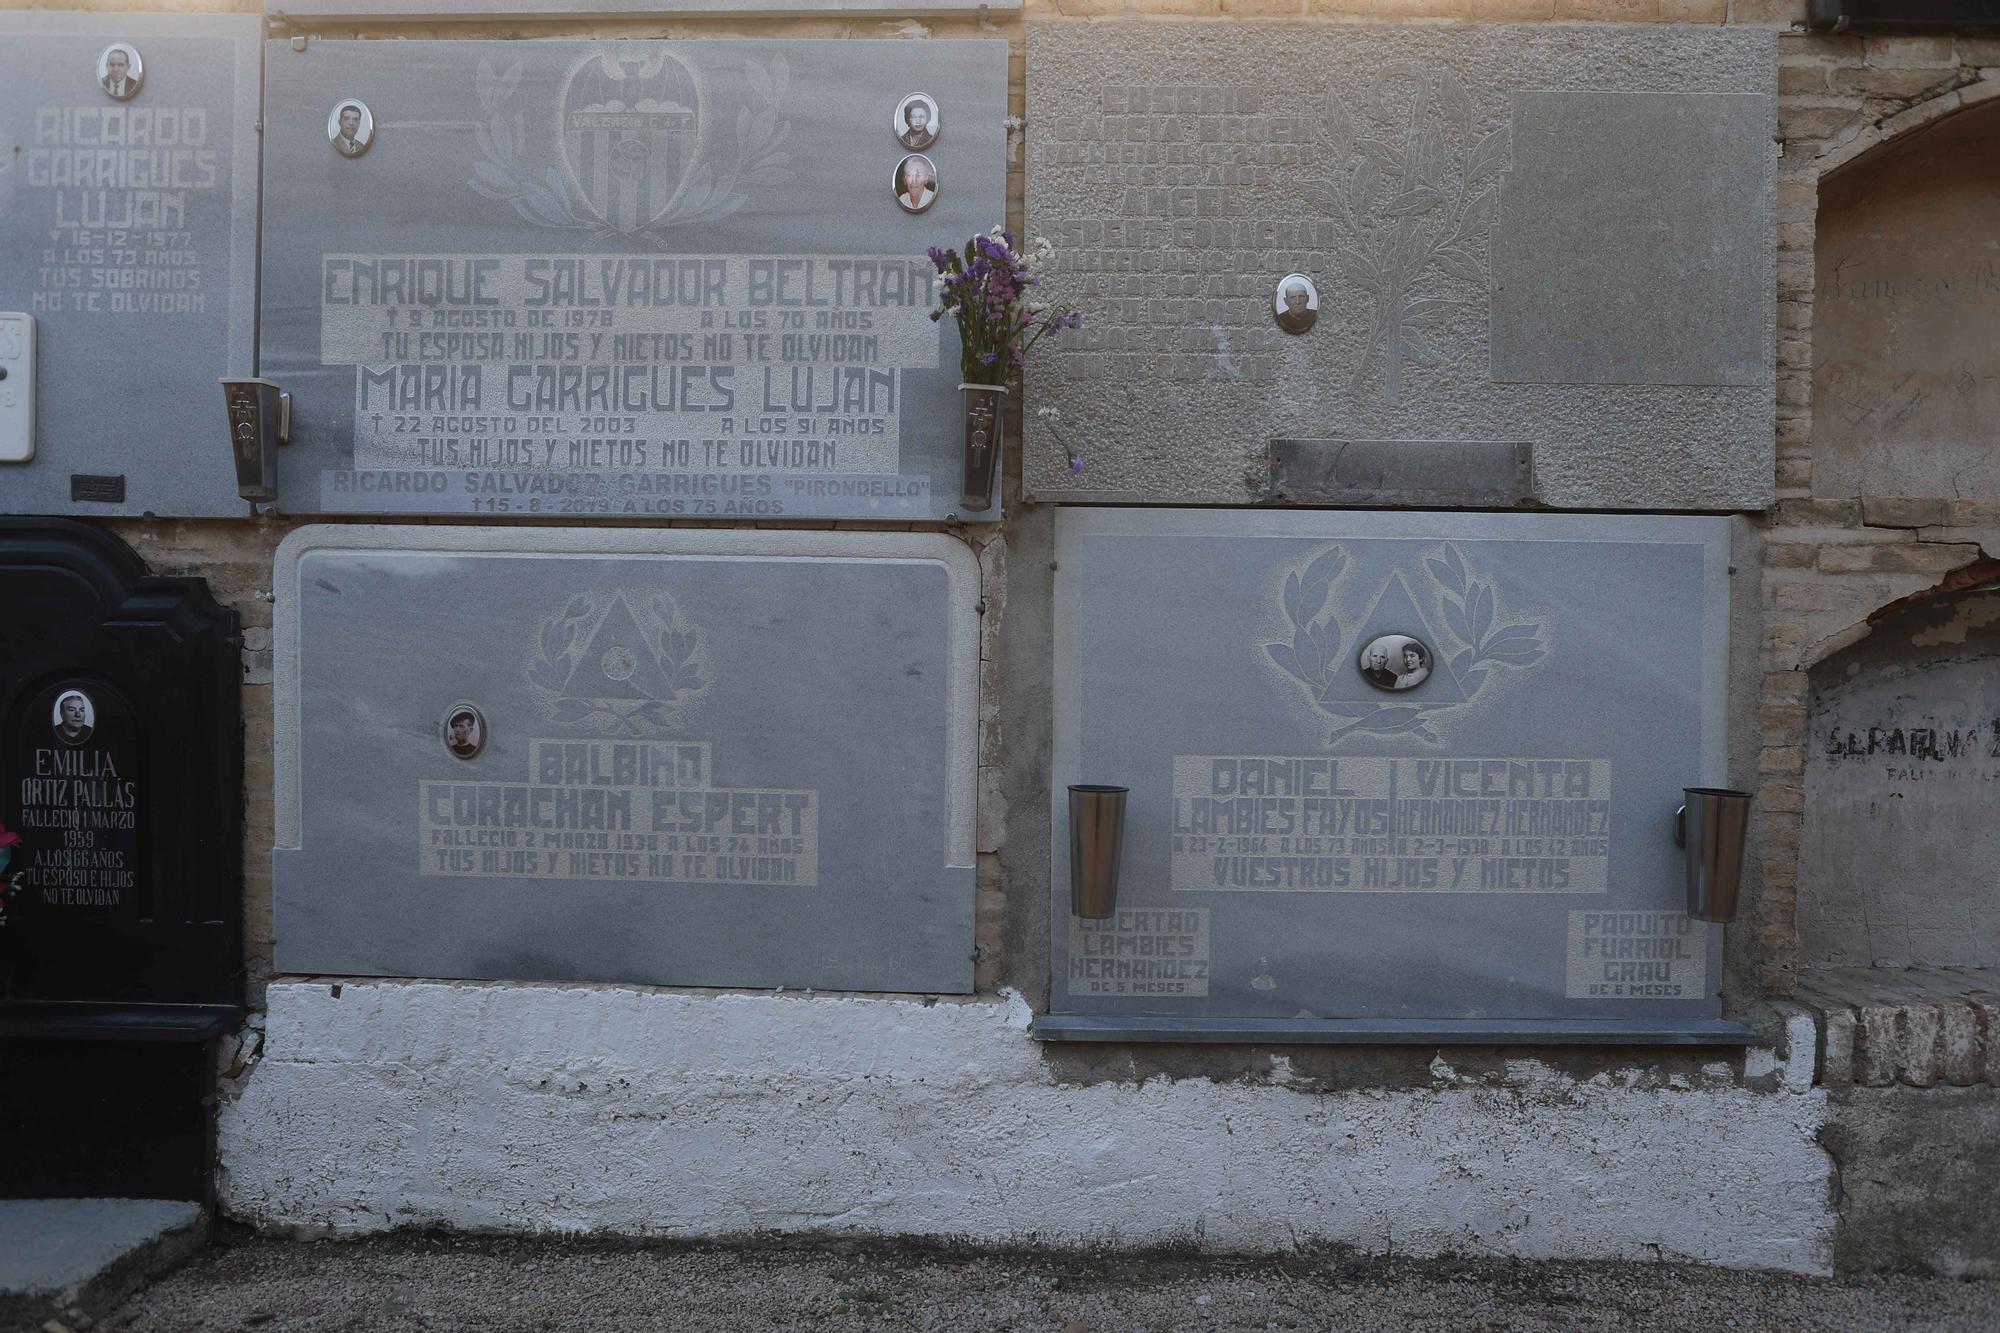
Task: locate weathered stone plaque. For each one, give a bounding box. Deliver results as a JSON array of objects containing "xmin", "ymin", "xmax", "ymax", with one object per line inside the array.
[
  {"xmin": 1050, "ymin": 509, "xmax": 1732, "ymax": 1029},
  {"xmin": 0, "ymin": 13, "xmax": 260, "ymax": 517},
  {"xmin": 261, "ymin": 39, "xmax": 1007, "ymax": 521},
  {"xmin": 273, "ymin": 527, "xmax": 979, "ymax": 992},
  {"xmin": 1024, "ymin": 22, "xmax": 1776, "ymax": 511}
]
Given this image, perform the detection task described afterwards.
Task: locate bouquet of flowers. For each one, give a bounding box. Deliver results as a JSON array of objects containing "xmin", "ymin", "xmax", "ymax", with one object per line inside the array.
[{"xmin": 927, "ymin": 228, "xmax": 1080, "ymax": 386}]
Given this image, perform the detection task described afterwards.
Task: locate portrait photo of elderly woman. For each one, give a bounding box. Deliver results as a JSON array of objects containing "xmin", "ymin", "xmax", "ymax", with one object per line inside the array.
[
  {"xmin": 52, "ymin": 689, "xmax": 96, "ymax": 746},
  {"xmin": 895, "ymin": 154, "xmax": 938, "ymax": 214}
]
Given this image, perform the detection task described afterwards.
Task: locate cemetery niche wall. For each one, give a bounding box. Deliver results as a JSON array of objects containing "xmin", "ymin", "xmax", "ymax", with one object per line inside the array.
[
  {"xmin": 272, "ymin": 527, "xmax": 980, "ymax": 993},
  {"xmin": 1023, "ymin": 22, "xmax": 1778, "ymax": 512},
  {"xmin": 1044, "ymin": 510, "xmax": 1746, "ymax": 1044},
  {"xmin": 260, "ymin": 38, "xmax": 1008, "ymax": 522},
  {"xmin": 0, "ymin": 12, "xmax": 261, "ymax": 517},
  {"xmin": 1799, "ymin": 584, "xmax": 2000, "ymax": 971}
]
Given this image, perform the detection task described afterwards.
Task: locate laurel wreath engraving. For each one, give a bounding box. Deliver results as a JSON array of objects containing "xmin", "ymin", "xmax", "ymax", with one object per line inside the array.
[
  {"xmin": 1267, "ymin": 543, "xmax": 1546, "ymax": 748},
  {"xmin": 1301, "ymin": 66, "xmax": 1508, "ymax": 406},
  {"xmin": 468, "ymin": 55, "xmax": 793, "ymax": 242},
  {"xmin": 526, "ymin": 591, "xmax": 707, "ymax": 737}
]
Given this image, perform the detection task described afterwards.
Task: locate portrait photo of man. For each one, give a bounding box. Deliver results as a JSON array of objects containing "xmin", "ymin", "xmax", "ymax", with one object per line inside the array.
[
  {"xmin": 97, "ymin": 44, "xmax": 143, "ymax": 102},
  {"xmin": 444, "ymin": 706, "xmax": 483, "ymax": 760},
  {"xmin": 1360, "ymin": 642, "xmax": 1396, "ymax": 689},
  {"xmin": 1274, "ymin": 273, "xmax": 1318, "ymax": 335},
  {"xmin": 896, "ymin": 94, "xmax": 939, "ymax": 151},
  {"xmin": 53, "ymin": 690, "xmax": 95, "ymax": 747},
  {"xmin": 895, "ymin": 154, "xmax": 937, "ymax": 214},
  {"xmin": 328, "ymin": 100, "xmax": 374, "ymax": 159}
]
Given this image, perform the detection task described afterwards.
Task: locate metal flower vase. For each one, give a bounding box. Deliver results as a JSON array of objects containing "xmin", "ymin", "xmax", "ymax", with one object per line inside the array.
[
  {"xmin": 1068, "ymin": 784, "xmax": 1129, "ymax": 920},
  {"xmin": 959, "ymin": 382, "xmax": 1007, "ymax": 511}
]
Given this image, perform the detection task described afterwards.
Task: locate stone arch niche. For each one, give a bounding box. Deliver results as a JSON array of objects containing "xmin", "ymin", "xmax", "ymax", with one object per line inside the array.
[
  {"xmin": 1799, "ymin": 582, "xmax": 2000, "ymax": 969},
  {"xmin": 1811, "ymin": 97, "xmax": 2000, "ymax": 501}
]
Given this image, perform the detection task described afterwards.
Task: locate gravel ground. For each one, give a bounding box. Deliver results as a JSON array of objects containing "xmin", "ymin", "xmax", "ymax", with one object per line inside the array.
[{"xmin": 92, "ymin": 1235, "xmax": 2000, "ymax": 1333}]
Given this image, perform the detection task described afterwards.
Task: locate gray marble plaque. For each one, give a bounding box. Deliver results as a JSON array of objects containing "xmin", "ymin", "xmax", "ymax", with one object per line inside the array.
[
  {"xmin": 0, "ymin": 13, "xmax": 260, "ymax": 517},
  {"xmin": 1023, "ymin": 22, "xmax": 1776, "ymax": 512},
  {"xmin": 1052, "ymin": 509, "xmax": 1731, "ymax": 1025},
  {"xmin": 261, "ymin": 39, "xmax": 1007, "ymax": 521},
  {"xmin": 1490, "ymin": 92, "xmax": 1771, "ymax": 388},
  {"xmin": 273, "ymin": 526, "xmax": 980, "ymax": 992}
]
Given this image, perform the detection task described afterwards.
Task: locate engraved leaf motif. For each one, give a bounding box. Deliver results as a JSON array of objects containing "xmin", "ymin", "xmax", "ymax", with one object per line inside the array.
[
  {"xmin": 1357, "ymin": 137, "xmax": 1403, "ymax": 170},
  {"xmin": 1298, "ymin": 182, "xmax": 1345, "ymax": 218},
  {"xmin": 1443, "ymin": 544, "xmax": 1467, "ymax": 588},
  {"xmin": 1404, "ymin": 298, "xmax": 1456, "ymax": 325},
  {"xmin": 470, "ymin": 162, "xmax": 514, "ymax": 197},
  {"xmin": 1482, "ymin": 644, "xmax": 1544, "ymax": 667},
  {"xmin": 1470, "ymin": 583, "xmax": 1495, "ymax": 643},
  {"xmin": 1266, "ymin": 643, "xmax": 1306, "ymax": 685},
  {"xmin": 1441, "ymin": 595, "xmax": 1472, "ymax": 645},
  {"xmin": 563, "ymin": 594, "xmax": 592, "ymax": 621},
  {"xmin": 1432, "ymin": 71, "xmax": 1473, "ymax": 138},
  {"xmin": 1283, "ymin": 571, "xmax": 1304, "ymax": 625},
  {"xmin": 1432, "ymin": 247, "xmax": 1485, "ymax": 285},
  {"xmin": 1352, "ymin": 158, "xmax": 1380, "ymax": 215},
  {"xmin": 1401, "ymin": 330, "xmax": 1445, "ymax": 365},
  {"xmin": 1458, "ymin": 186, "xmax": 1499, "ymax": 239},
  {"xmin": 1301, "ymin": 545, "xmax": 1346, "ymax": 592},
  {"xmin": 550, "ymin": 698, "xmax": 595, "ymax": 724},
  {"xmin": 1467, "ymin": 126, "xmax": 1509, "ymax": 185},
  {"xmin": 1483, "ymin": 623, "xmax": 1542, "ymax": 649},
  {"xmin": 1333, "ymin": 247, "xmax": 1385, "ymax": 295},
  {"xmin": 1381, "ymin": 188, "xmax": 1443, "ymax": 218}
]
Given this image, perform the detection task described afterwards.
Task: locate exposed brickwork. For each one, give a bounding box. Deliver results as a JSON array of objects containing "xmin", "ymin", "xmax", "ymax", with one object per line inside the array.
[{"xmin": 1760, "ymin": 35, "xmax": 2000, "ymax": 1002}]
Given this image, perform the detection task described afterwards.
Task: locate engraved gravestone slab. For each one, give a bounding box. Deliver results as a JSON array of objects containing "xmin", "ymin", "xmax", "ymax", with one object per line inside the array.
[
  {"xmin": 1051, "ymin": 509, "xmax": 1731, "ymax": 1025},
  {"xmin": 1024, "ymin": 22, "xmax": 1776, "ymax": 511},
  {"xmin": 0, "ymin": 520, "xmax": 241, "ymax": 1008},
  {"xmin": 0, "ymin": 13, "xmax": 260, "ymax": 517},
  {"xmin": 273, "ymin": 527, "xmax": 979, "ymax": 993},
  {"xmin": 261, "ymin": 39, "xmax": 1008, "ymax": 521}
]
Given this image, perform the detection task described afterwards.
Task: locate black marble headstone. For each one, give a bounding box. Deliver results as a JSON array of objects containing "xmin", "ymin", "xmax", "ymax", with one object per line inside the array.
[{"xmin": 0, "ymin": 520, "xmax": 241, "ymax": 1019}]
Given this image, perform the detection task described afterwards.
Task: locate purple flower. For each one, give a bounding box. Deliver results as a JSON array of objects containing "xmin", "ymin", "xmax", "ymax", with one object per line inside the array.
[{"xmin": 1065, "ymin": 454, "xmax": 1085, "ymax": 477}]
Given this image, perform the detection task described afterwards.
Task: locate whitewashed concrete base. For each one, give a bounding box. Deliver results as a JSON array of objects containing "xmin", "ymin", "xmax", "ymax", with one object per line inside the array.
[{"xmin": 219, "ymin": 983, "xmax": 1834, "ymax": 1274}]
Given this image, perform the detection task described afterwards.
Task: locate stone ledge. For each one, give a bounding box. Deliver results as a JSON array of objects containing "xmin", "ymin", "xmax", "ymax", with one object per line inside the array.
[{"xmin": 1795, "ymin": 966, "xmax": 2000, "ymax": 1088}]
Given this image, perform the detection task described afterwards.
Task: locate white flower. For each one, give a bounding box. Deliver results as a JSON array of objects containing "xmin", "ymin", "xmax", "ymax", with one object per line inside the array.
[
  {"xmin": 1002, "ymin": 115, "xmax": 1024, "ymax": 130},
  {"xmin": 1035, "ymin": 404, "xmax": 1061, "ymax": 420}
]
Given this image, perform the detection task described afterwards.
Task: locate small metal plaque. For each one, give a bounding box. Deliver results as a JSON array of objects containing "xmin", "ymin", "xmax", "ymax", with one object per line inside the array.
[
  {"xmin": 69, "ymin": 474, "xmax": 128, "ymax": 504},
  {"xmin": 1268, "ymin": 440, "xmax": 1535, "ymax": 508}
]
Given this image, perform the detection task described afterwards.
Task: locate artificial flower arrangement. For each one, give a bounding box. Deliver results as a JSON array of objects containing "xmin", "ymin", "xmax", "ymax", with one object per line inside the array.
[{"xmin": 928, "ymin": 229, "xmax": 1084, "ymax": 497}]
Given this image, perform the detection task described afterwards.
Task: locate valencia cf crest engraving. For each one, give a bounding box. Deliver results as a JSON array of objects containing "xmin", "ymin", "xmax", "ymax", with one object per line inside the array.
[
  {"xmin": 470, "ymin": 49, "xmax": 793, "ymax": 241},
  {"xmin": 526, "ymin": 589, "xmax": 709, "ymax": 736},
  {"xmin": 1264, "ymin": 543, "xmax": 1548, "ymax": 748}
]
